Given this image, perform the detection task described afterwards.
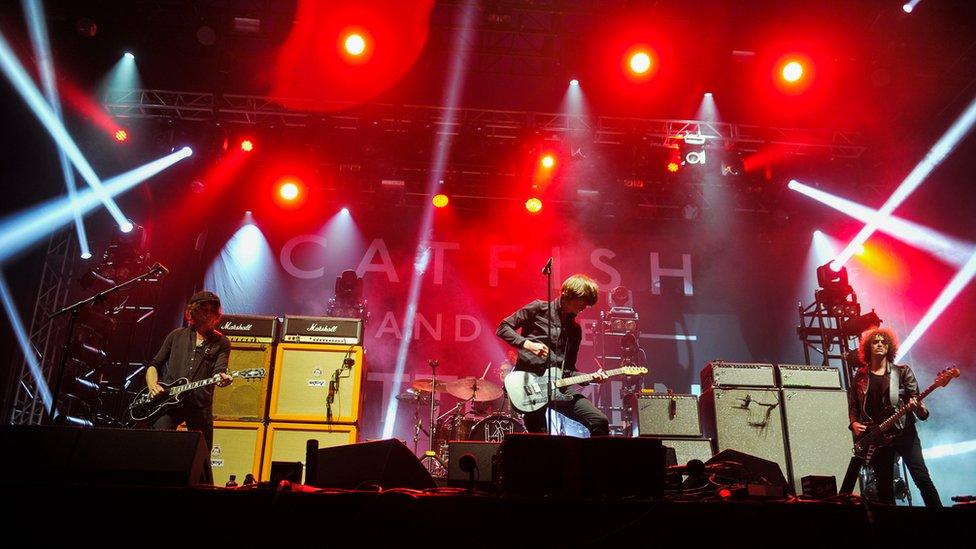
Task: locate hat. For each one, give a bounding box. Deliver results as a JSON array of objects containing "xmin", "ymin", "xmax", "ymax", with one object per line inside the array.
[{"xmin": 188, "ymin": 291, "xmax": 221, "ymax": 306}]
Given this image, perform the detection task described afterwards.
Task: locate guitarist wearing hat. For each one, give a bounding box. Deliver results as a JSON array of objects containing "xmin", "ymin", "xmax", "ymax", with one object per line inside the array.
[
  {"xmin": 848, "ymin": 327, "xmax": 942, "ymax": 506},
  {"xmin": 144, "ymin": 291, "xmax": 233, "ymax": 464},
  {"xmin": 496, "ymin": 273, "xmax": 610, "ymax": 436}
]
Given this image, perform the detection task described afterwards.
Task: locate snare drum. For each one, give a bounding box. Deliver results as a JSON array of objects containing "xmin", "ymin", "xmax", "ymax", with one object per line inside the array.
[{"xmin": 468, "ymin": 413, "xmax": 526, "ymax": 442}]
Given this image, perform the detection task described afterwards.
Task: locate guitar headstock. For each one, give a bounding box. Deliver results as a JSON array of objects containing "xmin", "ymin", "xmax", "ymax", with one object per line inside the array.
[
  {"xmin": 622, "ymin": 366, "xmax": 648, "ymax": 376},
  {"xmin": 235, "ymin": 368, "xmax": 267, "ymax": 379},
  {"xmin": 934, "ymin": 366, "xmax": 960, "ymax": 387}
]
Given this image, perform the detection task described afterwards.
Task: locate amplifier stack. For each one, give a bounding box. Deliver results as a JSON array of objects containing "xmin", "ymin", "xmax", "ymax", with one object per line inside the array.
[{"xmin": 207, "ymin": 314, "xmax": 365, "ymax": 485}]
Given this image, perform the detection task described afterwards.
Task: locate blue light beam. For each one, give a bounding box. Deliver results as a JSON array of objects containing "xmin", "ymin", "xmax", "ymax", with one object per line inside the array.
[
  {"xmin": 23, "ymin": 0, "xmax": 91, "ymax": 258},
  {"xmin": 0, "ymin": 29, "xmax": 132, "ymax": 232},
  {"xmin": 0, "ymin": 270, "xmax": 54, "ymax": 414},
  {"xmin": 0, "ymin": 147, "xmax": 192, "ymax": 262}
]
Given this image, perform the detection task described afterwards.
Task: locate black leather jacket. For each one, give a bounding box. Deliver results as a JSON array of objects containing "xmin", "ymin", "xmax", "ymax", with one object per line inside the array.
[{"xmin": 848, "ymin": 363, "xmax": 929, "ymax": 432}]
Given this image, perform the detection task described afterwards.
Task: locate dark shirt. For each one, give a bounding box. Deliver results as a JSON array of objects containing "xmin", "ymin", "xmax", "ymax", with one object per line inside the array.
[
  {"xmin": 866, "ymin": 372, "xmax": 888, "ymax": 423},
  {"xmin": 496, "ymin": 297, "xmax": 582, "ymax": 376},
  {"xmin": 148, "ymin": 327, "xmax": 231, "ymax": 409}
]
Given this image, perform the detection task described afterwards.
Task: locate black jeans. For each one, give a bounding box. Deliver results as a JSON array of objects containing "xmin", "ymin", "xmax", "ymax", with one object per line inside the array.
[
  {"xmin": 151, "ymin": 405, "xmax": 215, "ymax": 484},
  {"xmin": 523, "ymin": 393, "xmax": 610, "ymax": 436},
  {"xmin": 870, "ymin": 426, "xmax": 942, "ymax": 507}
]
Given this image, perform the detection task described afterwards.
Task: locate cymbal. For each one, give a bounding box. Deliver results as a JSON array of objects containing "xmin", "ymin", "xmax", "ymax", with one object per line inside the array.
[
  {"xmin": 447, "ymin": 377, "xmax": 504, "ymax": 402},
  {"xmin": 412, "ymin": 379, "xmax": 449, "ymax": 393},
  {"xmin": 395, "ymin": 389, "xmax": 431, "ymax": 402}
]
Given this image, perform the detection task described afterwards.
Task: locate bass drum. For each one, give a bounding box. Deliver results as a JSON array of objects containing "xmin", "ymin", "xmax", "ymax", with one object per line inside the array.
[{"xmin": 468, "ymin": 413, "xmax": 526, "ymax": 442}]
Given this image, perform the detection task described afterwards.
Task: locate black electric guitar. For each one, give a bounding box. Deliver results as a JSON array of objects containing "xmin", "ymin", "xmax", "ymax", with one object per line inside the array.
[
  {"xmin": 505, "ymin": 348, "xmax": 646, "ymax": 413},
  {"xmin": 129, "ymin": 368, "xmax": 266, "ymax": 422},
  {"xmin": 852, "ymin": 366, "xmax": 960, "ymax": 461}
]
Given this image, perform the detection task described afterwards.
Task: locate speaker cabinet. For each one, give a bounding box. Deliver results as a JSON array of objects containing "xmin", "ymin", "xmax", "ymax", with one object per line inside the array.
[
  {"xmin": 448, "ymin": 441, "xmax": 501, "ymax": 487},
  {"xmin": 781, "ymin": 388, "xmax": 853, "ymax": 494},
  {"xmin": 269, "ymin": 343, "xmax": 364, "ymax": 423},
  {"xmin": 261, "ymin": 422, "xmax": 357, "ymax": 482},
  {"xmin": 214, "ymin": 342, "xmax": 274, "ymax": 421},
  {"xmin": 210, "ymin": 421, "xmax": 265, "ymax": 486},
  {"xmin": 632, "ymin": 394, "xmax": 702, "ymax": 437},
  {"xmin": 655, "ymin": 437, "xmax": 715, "ymax": 466},
  {"xmin": 309, "ymin": 439, "xmax": 436, "ymax": 490},
  {"xmin": 699, "ymin": 387, "xmax": 789, "ymax": 490},
  {"xmin": 0, "ymin": 426, "xmax": 208, "ymax": 487}
]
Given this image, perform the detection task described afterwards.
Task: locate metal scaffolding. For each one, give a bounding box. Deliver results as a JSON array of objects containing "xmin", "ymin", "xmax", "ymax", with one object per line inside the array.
[{"xmin": 4, "ymin": 228, "xmax": 77, "ymax": 425}]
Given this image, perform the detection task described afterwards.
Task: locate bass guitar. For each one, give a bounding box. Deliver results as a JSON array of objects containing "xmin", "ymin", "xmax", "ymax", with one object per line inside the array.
[
  {"xmin": 853, "ymin": 366, "xmax": 960, "ymax": 461},
  {"xmin": 129, "ymin": 368, "xmax": 266, "ymax": 422}
]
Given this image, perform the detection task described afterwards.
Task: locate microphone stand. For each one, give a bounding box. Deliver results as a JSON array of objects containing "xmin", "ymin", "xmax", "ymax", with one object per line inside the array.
[
  {"xmin": 45, "ymin": 263, "xmax": 168, "ymax": 425},
  {"xmin": 542, "ymin": 258, "xmax": 554, "ymax": 435}
]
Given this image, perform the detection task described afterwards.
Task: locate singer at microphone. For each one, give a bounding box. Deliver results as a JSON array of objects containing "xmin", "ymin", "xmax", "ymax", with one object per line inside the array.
[{"xmin": 495, "ymin": 273, "xmax": 610, "ymax": 436}]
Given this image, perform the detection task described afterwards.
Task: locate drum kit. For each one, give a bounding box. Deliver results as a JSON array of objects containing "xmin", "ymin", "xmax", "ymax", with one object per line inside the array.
[{"xmin": 398, "ymin": 363, "xmax": 526, "ymax": 476}]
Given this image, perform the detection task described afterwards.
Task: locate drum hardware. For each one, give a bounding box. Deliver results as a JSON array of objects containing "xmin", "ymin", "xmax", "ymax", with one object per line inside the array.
[{"xmin": 446, "ymin": 377, "xmax": 504, "ymax": 402}]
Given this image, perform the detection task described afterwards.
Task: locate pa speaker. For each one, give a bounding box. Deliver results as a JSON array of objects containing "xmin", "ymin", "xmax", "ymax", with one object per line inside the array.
[
  {"xmin": 706, "ymin": 448, "xmax": 789, "ymax": 490},
  {"xmin": 499, "ymin": 434, "xmax": 664, "ymax": 497},
  {"xmin": 261, "ymin": 422, "xmax": 357, "ymax": 483},
  {"xmin": 781, "ymin": 388, "xmax": 852, "ymax": 494},
  {"xmin": 0, "ymin": 426, "xmax": 208, "ymax": 487},
  {"xmin": 210, "ymin": 421, "xmax": 265, "ymax": 486},
  {"xmin": 269, "ymin": 343, "xmax": 364, "ymax": 423},
  {"xmin": 308, "ymin": 439, "xmax": 436, "ymax": 490},
  {"xmin": 448, "ymin": 441, "xmax": 500, "ymax": 487},
  {"xmin": 699, "ymin": 387, "xmax": 789, "ymax": 487},
  {"xmin": 213, "ymin": 342, "xmax": 273, "ymax": 421}
]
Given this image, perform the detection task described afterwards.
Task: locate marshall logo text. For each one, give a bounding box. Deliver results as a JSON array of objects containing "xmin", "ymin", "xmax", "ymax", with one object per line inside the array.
[{"xmin": 308, "ymin": 323, "xmax": 339, "ymax": 333}]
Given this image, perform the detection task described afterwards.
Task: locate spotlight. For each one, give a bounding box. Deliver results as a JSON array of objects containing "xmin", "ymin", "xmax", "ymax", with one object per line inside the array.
[
  {"xmin": 432, "ymin": 193, "xmax": 449, "ymax": 208},
  {"xmin": 344, "ymin": 33, "xmax": 366, "ymax": 56},
  {"xmin": 279, "ymin": 181, "xmax": 300, "ymax": 201},
  {"xmin": 123, "ymin": 52, "xmax": 134, "ymax": 60},
  {"xmin": 240, "ymin": 139, "xmax": 254, "ymax": 152},
  {"xmin": 569, "ymin": 78, "xmax": 580, "ymax": 86},
  {"xmin": 525, "ymin": 197, "xmax": 543, "ymax": 214},
  {"xmin": 781, "ymin": 61, "xmax": 803, "ymax": 83},
  {"xmin": 629, "ymin": 51, "xmax": 651, "ymax": 74},
  {"xmin": 667, "ymin": 161, "xmax": 680, "ymax": 173},
  {"xmin": 540, "ymin": 154, "xmax": 556, "ymax": 169},
  {"xmin": 341, "ymin": 207, "xmax": 349, "ymax": 214},
  {"xmin": 81, "ymin": 251, "xmax": 92, "ymax": 259},
  {"xmin": 114, "ymin": 129, "xmax": 128, "ymax": 142}
]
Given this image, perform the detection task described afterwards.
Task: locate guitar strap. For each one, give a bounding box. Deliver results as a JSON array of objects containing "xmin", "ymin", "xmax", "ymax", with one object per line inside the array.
[{"xmin": 888, "ymin": 364, "xmax": 901, "ymax": 410}]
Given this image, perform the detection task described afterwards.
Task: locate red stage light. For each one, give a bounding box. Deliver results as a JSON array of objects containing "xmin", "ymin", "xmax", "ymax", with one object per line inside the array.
[
  {"xmin": 432, "ymin": 193, "xmax": 449, "ymax": 208},
  {"xmin": 240, "ymin": 139, "xmax": 254, "ymax": 152},
  {"xmin": 540, "ymin": 154, "xmax": 556, "ymax": 169},
  {"xmin": 781, "ymin": 60, "xmax": 804, "ymax": 83},
  {"xmin": 629, "ymin": 51, "xmax": 651, "ymax": 75},
  {"xmin": 344, "ymin": 33, "xmax": 366, "ymax": 56},
  {"xmin": 114, "ymin": 129, "xmax": 128, "ymax": 142},
  {"xmin": 525, "ymin": 197, "xmax": 543, "ymax": 214},
  {"xmin": 279, "ymin": 181, "xmax": 300, "ymax": 201}
]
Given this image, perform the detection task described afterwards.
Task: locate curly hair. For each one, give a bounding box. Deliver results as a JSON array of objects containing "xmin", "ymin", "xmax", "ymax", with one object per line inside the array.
[{"xmin": 858, "ymin": 327, "xmax": 899, "ymax": 365}]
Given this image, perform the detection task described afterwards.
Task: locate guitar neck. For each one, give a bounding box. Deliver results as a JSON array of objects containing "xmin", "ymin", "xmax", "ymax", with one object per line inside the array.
[
  {"xmin": 877, "ymin": 381, "xmax": 937, "ymax": 433},
  {"xmin": 169, "ymin": 374, "xmax": 223, "ymax": 396},
  {"xmin": 555, "ymin": 367, "xmax": 629, "ymax": 388}
]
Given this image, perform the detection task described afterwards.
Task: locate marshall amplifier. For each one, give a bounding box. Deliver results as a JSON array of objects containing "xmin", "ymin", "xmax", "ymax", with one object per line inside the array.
[
  {"xmin": 777, "ymin": 364, "xmax": 842, "ymax": 389},
  {"xmin": 218, "ymin": 314, "xmax": 278, "ymax": 344},
  {"xmin": 281, "ymin": 316, "xmax": 363, "ymax": 345},
  {"xmin": 700, "ymin": 361, "xmax": 776, "ymax": 391}
]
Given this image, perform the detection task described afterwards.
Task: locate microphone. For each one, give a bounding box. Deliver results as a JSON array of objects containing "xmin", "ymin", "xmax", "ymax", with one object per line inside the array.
[
  {"xmin": 342, "ymin": 358, "xmax": 355, "ymax": 368},
  {"xmin": 150, "ymin": 262, "xmax": 170, "ymax": 277},
  {"xmin": 541, "ymin": 257, "xmax": 553, "ymax": 275},
  {"xmin": 739, "ymin": 394, "xmax": 752, "ymax": 408}
]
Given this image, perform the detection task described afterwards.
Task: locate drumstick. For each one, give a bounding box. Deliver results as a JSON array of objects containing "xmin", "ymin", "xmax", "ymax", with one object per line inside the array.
[{"xmin": 479, "ymin": 361, "xmax": 492, "ymax": 379}]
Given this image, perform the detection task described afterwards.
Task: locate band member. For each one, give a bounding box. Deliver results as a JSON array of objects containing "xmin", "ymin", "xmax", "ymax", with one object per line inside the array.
[
  {"xmin": 496, "ymin": 273, "xmax": 609, "ymax": 436},
  {"xmin": 848, "ymin": 327, "xmax": 942, "ymax": 506},
  {"xmin": 145, "ymin": 291, "xmax": 232, "ymax": 475}
]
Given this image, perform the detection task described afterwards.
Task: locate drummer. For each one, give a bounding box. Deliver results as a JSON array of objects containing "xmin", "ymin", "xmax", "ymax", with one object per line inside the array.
[{"xmin": 472, "ymin": 349, "xmax": 518, "ymax": 415}]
